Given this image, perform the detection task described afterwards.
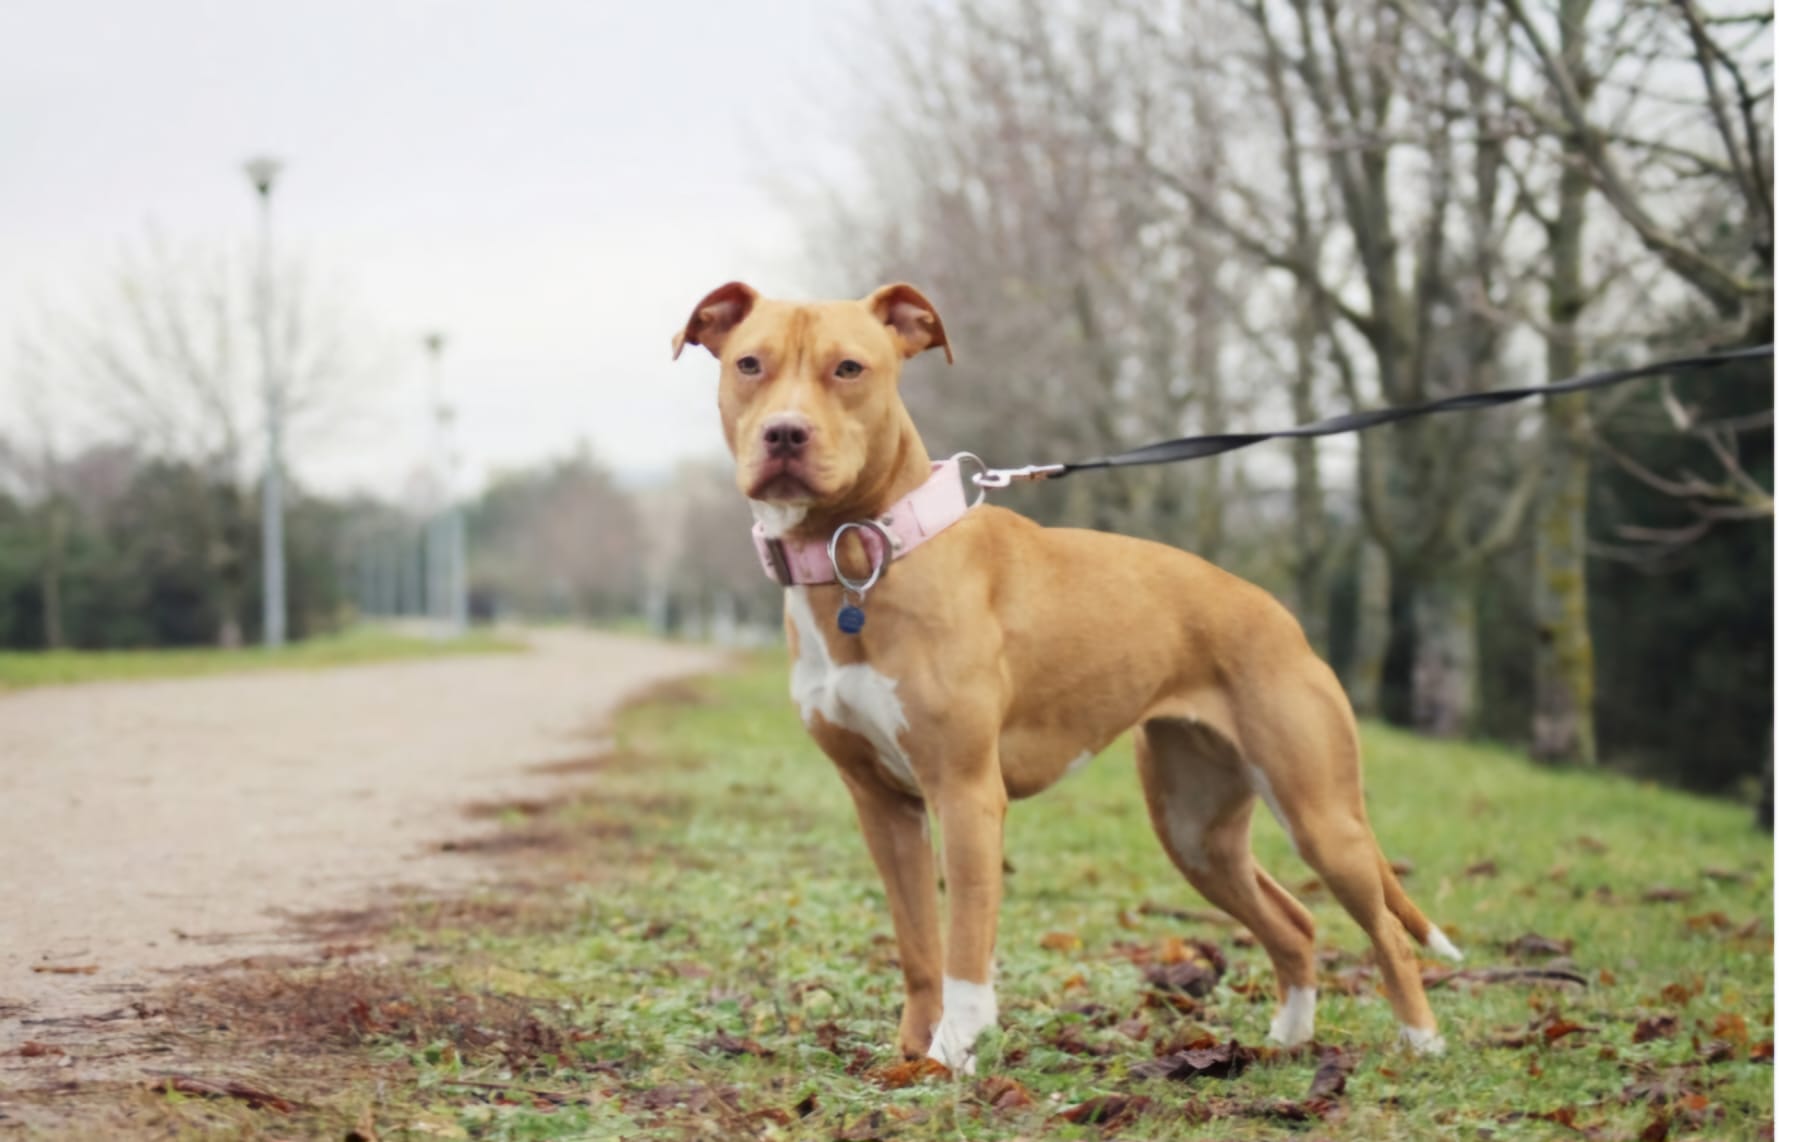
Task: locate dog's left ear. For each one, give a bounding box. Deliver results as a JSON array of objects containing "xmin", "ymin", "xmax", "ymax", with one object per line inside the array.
[
  {"xmin": 672, "ymin": 281, "xmax": 759, "ymax": 361},
  {"xmin": 866, "ymin": 283, "xmax": 953, "ymax": 365}
]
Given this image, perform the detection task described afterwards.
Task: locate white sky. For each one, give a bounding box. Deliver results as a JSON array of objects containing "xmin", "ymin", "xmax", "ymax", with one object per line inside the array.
[{"xmin": 1, "ymin": 0, "xmax": 858, "ymax": 496}]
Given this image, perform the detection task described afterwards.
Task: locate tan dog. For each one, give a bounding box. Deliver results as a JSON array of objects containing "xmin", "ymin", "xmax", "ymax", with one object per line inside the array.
[{"xmin": 673, "ymin": 281, "xmax": 1459, "ymax": 1073}]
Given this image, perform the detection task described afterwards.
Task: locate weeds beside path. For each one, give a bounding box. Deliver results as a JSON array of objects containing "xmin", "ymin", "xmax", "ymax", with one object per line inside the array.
[
  {"xmin": 0, "ymin": 625, "xmax": 525, "ymax": 689},
  {"xmin": 2, "ymin": 653, "xmax": 1771, "ymax": 1140}
]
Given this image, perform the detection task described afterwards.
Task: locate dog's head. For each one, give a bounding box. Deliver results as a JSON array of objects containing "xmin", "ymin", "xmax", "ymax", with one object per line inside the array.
[{"xmin": 672, "ymin": 282, "xmax": 951, "ymax": 520}]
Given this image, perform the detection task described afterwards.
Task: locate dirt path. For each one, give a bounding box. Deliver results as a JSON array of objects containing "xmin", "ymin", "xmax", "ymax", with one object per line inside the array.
[{"xmin": 0, "ymin": 630, "xmax": 722, "ymax": 1046}]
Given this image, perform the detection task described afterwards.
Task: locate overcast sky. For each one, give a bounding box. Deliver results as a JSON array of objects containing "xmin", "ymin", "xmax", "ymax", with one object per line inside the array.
[{"xmin": 1, "ymin": 0, "xmax": 859, "ymax": 495}]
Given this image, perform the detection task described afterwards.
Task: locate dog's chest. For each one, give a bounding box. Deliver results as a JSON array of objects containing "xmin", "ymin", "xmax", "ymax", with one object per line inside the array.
[{"xmin": 785, "ymin": 590, "xmax": 919, "ymax": 794}]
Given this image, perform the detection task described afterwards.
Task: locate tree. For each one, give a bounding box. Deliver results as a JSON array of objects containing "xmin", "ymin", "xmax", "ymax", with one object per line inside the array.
[{"xmin": 16, "ymin": 228, "xmax": 380, "ymax": 645}]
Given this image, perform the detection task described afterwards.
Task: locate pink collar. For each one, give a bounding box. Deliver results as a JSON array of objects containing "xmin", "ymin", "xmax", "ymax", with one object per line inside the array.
[{"xmin": 752, "ymin": 458, "xmax": 975, "ymax": 587}]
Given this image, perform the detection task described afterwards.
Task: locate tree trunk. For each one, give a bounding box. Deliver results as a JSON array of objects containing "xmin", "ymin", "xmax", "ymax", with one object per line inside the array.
[
  {"xmin": 41, "ymin": 500, "xmax": 67, "ymax": 649},
  {"xmin": 1411, "ymin": 568, "xmax": 1479, "ymax": 736},
  {"xmin": 1755, "ymin": 726, "xmax": 1772, "ymax": 832},
  {"xmin": 1289, "ymin": 316, "xmax": 1328, "ymax": 646},
  {"xmin": 1530, "ymin": 0, "xmax": 1598, "ymax": 765},
  {"xmin": 1531, "ymin": 394, "xmax": 1596, "ymax": 762},
  {"xmin": 1347, "ymin": 536, "xmax": 1390, "ymax": 714}
]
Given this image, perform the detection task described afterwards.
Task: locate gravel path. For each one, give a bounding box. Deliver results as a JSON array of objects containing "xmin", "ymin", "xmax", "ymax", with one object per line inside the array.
[{"xmin": 0, "ymin": 630, "xmax": 722, "ymax": 1041}]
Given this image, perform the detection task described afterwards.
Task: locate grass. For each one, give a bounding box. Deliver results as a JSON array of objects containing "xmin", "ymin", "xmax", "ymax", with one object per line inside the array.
[
  {"xmin": 0, "ymin": 625, "xmax": 525, "ymax": 688},
  {"xmin": 29, "ymin": 653, "xmax": 1771, "ymax": 1140}
]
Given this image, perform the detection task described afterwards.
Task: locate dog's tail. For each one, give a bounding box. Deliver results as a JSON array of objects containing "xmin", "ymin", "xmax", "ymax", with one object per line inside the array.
[{"xmin": 1381, "ymin": 858, "xmax": 1464, "ymax": 962}]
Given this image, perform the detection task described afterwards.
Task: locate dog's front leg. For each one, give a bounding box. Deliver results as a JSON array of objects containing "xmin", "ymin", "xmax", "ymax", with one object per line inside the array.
[
  {"xmin": 922, "ymin": 759, "xmax": 1006, "ymax": 1074},
  {"xmin": 839, "ymin": 768, "xmax": 943, "ymax": 1059}
]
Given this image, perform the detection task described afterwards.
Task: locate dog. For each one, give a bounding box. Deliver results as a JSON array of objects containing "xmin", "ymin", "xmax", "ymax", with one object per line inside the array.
[{"xmin": 673, "ymin": 281, "xmax": 1459, "ymax": 1073}]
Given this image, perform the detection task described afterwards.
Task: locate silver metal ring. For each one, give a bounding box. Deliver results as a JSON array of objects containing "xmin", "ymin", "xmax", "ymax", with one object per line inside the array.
[
  {"xmin": 948, "ymin": 451, "xmax": 988, "ymax": 509},
  {"xmin": 827, "ymin": 519, "xmax": 897, "ymax": 595}
]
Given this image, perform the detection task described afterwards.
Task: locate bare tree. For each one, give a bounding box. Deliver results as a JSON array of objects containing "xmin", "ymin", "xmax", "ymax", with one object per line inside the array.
[{"xmin": 18, "ymin": 228, "xmax": 381, "ymax": 645}]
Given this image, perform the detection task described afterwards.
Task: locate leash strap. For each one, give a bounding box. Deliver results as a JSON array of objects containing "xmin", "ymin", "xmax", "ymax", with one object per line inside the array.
[{"xmin": 973, "ymin": 343, "xmax": 1773, "ymax": 488}]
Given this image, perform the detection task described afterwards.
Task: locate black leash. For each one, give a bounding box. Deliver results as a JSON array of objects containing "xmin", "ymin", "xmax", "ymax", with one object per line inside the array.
[{"xmin": 970, "ymin": 343, "xmax": 1774, "ymax": 488}]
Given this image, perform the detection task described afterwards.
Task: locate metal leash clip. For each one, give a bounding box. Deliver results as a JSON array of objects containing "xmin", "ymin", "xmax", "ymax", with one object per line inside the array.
[{"xmin": 972, "ymin": 462, "xmax": 1067, "ymax": 489}]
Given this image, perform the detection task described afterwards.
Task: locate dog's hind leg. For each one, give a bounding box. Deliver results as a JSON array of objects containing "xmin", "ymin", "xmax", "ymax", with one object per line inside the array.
[
  {"xmin": 1233, "ymin": 665, "xmax": 1445, "ymax": 1053},
  {"xmin": 1133, "ymin": 718, "xmax": 1320, "ymax": 1046}
]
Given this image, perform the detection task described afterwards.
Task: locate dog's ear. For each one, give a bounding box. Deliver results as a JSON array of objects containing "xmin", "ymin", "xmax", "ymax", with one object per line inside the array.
[
  {"xmin": 672, "ymin": 281, "xmax": 759, "ymax": 360},
  {"xmin": 865, "ymin": 283, "xmax": 953, "ymax": 365}
]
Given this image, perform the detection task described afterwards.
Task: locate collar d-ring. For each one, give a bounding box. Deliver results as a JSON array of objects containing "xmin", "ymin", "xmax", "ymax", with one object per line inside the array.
[
  {"xmin": 948, "ymin": 451, "xmax": 989, "ymax": 509},
  {"xmin": 827, "ymin": 518, "xmax": 897, "ymax": 595}
]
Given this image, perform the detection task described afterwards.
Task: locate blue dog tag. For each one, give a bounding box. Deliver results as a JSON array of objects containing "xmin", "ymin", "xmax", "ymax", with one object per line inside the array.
[{"xmin": 837, "ymin": 603, "xmax": 866, "ymax": 635}]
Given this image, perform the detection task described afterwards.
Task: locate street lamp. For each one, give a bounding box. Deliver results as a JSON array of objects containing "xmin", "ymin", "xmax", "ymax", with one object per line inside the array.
[
  {"xmin": 244, "ymin": 155, "xmax": 286, "ymax": 648},
  {"xmin": 422, "ymin": 332, "xmax": 467, "ymax": 637}
]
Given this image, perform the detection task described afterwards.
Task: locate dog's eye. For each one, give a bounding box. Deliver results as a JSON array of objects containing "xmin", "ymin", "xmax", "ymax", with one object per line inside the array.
[
  {"xmin": 835, "ymin": 360, "xmax": 864, "ymax": 380},
  {"xmin": 736, "ymin": 356, "xmax": 761, "ymax": 377}
]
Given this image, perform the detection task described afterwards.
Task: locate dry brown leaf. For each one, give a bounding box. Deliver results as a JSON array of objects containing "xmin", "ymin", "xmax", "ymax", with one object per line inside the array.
[
  {"xmin": 147, "ymin": 1074, "xmax": 299, "ymax": 1113},
  {"xmin": 1642, "ymin": 885, "xmax": 1692, "ymax": 904},
  {"xmin": 697, "ymin": 1031, "xmax": 770, "ymax": 1058},
  {"xmin": 1633, "ymin": 1015, "xmax": 1679, "ymax": 1044},
  {"xmin": 1040, "ymin": 931, "xmax": 1081, "ymax": 952},
  {"xmin": 1054, "ymin": 1093, "xmax": 1151, "ymax": 1127},
  {"xmin": 30, "ymin": 964, "xmax": 98, "ymax": 975},
  {"xmin": 1504, "ymin": 932, "xmax": 1574, "ymax": 958},
  {"xmin": 1128, "ymin": 1039, "xmax": 1256, "ymax": 1081},
  {"xmin": 1464, "ymin": 859, "xmax": 1499, "ymax": 878},
  {"xmin": 865, "ymin": 1058, "xmax": 950, "ymax": 1089},
  {"xmin": 973, "ymin": 1075, "xmax": 1033, "ymax": 1111}
]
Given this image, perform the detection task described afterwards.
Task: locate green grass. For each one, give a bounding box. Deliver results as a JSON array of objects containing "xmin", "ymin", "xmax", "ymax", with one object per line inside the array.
[
  {"xmin": 339, "ymin": 653, "xmax": 1770, "ymax": 1141},
  {"xmin": 0, "ymin": 625, "xmax": 524, "ymax": 688}
]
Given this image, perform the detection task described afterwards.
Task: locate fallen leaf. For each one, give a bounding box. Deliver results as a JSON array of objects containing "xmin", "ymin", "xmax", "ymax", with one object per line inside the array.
[
  {"xmin": 1633, "ymin": 1015, "xmax": 1679, "ymax": 1044},
  {"xmin": 16, "ymin": 1041, "xmax": 63, "ymax": 1058},
  {"xmin": 1054, "ymin": 1093, "xmax": 1151, "ymax": 1127},
  {"xmin": 1711, "ymin": 1012, "xmax": 1749, "ymax": 1047},
  {"xmin": 697, "ymin": 1031, "xmax": 771, "ymax": 1058},
  {"xmin": 865, "ymin": 1058, "xmax": 950, "ymax": 1089},
  {"xmin": 836, "ymin": 1106, "xmax": 914, "ymax": 1140},
  {"xmin": 1464, "ymin": 859, "xmax": 1499, "ymax": 878},
  {"xmin": 1533, "ymin": 1106, "xmax": 1578, "ymax": 1128},
  {"xmin": 1426, "ymin": 966, "xmax": 1588, "ymax": 990},
  {"xmin": 1660, "ymin": 982, "xmax": 1694, "ymax": 1007},
  {"xmin": 1304, "ymin": 1046, "xmax": 1356, "ymax": 1102},
  {"xmin": 1642, "ymin": 886, "xmax": 1692, "ymax": 904},
  {"xmin": 1542, "ymin": 1019, "xmax": 1595, "ymax": 1044},
  {"xmin": 1684, "ymin": 910, "xmax": 1733, "ymax": 933},
  {"xmin": 1701, "ymin": 866, "xmax": 1745, "ymax": 882},
  {"xmin": 30, "ymin": 964, "xmax": 98, "ymax": 975},
  {"xmin": 1128, "ymin": 1039, "xmax": 1256, "ymax": 1081},
  {"xmin": 1504, "ymin": 932, "xmax": 1573, "ymax": 958},
  {"xmin": 1051, "ymin": 1023, "xmax": 1118, "ymax": 1058},
  {"xmin": 1749, "ymin": 1039, "xmax": 1772, "ymax": 1063},
  {"xmin": 1390, "ymin": 858, "xmax": 1415, "ymax": 877},
  {"xmin": 1040, "ymin": 931, "xmax": 1082, "ymax": 952},
  {"xmin": 973, "ymin": 1075, "xmax": 1033, "ymax": 1110},
  {"xmin": 1573, "ymin": 835, "xmax": 1609, "ymax": 854},
  {"xmin": 147, "ymin": 1075, "xmax": 299, "ymax": 1113}
]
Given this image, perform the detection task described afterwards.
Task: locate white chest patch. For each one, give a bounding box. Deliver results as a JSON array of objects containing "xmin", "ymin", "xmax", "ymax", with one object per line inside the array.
[
  {"xmin": 786, "ymin": 589, "xmax": 918, "ymax": 794},
  {"xmin": 749, "ymin": 499, "xmax": 809, "ymax": 536}
]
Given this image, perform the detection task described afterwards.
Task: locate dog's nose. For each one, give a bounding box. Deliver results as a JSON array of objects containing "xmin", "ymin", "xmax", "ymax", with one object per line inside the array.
[{"xmin": 761, "ymin": 418, "xmax": 812, "ymax": 457}]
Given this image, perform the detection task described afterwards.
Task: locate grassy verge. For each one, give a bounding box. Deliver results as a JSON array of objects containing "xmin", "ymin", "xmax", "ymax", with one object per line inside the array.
[
  {"xmin": 0, "ymin": 625, "xmax": 525, "ymax": 688},
  {"xmin": 19, "ymin": 655, "xmax": 1771, "ymax": 1140}
]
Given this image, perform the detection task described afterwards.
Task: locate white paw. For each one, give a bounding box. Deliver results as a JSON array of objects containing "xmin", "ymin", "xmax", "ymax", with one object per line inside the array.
[
  {"xmin": 926, "ymin": 977, "xmax": 996, "ymax": 1076},
  {"xmin": 1267, "ymin": 986, "xmax": 1317, "ymax": 1047},
  {"xmin": 1427, "ymin": 925, "xmax": 1464, "ymax": 962},
  {"xmin": 1398, "ymin": 1025, "xmax": 1447, "ymax": 1055}
]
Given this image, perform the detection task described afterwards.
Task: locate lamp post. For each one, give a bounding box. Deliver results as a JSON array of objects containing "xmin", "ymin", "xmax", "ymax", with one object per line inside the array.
[
  {"xmin": 422, "ymin": 333, "xmax": 467, "ymax": 637},
  {"xmin": 244, "ymin": 156, "xmax": 286, "ymax": 647}
]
